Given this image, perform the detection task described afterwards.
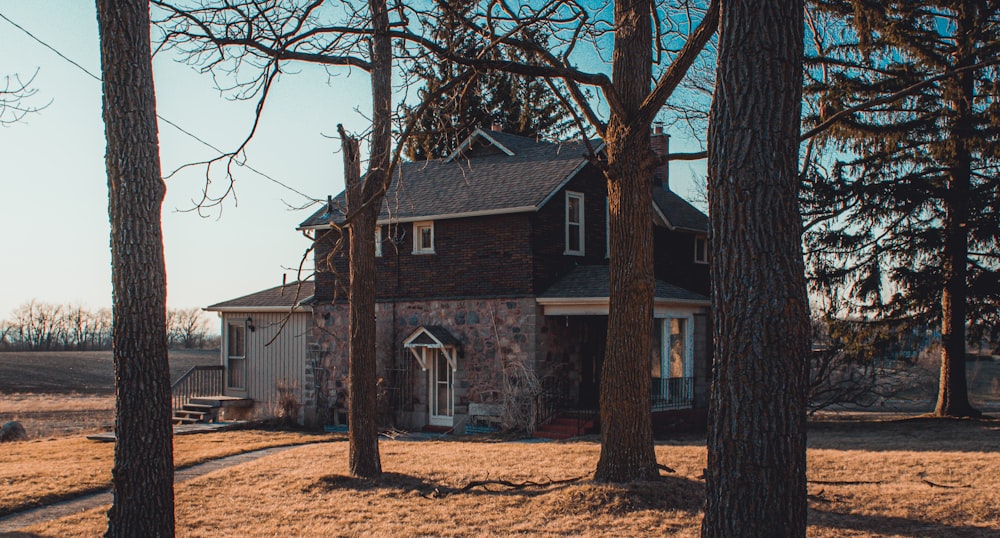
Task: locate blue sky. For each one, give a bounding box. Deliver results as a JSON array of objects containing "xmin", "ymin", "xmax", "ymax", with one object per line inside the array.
[{"xmin": 0, "ymin": 1, "xmax": 706, "ymax": 319}]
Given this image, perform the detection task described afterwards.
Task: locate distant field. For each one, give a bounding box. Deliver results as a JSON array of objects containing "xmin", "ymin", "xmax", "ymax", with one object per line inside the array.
[
  {"xmin": 0, "ymin": 349, "xmax": 218, "ymax": 394},
  {"xmin": 0, "ymin": 350, "xmax": 218, "ymax": 439}
]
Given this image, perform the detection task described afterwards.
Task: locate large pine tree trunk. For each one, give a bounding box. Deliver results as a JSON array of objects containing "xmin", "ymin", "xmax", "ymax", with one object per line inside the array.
[
  {"xmin": 593, "ymin": 0, "xmax": 658, "ymax": 483},
  {"xmin": 97, "ymin": 0, "xmax": 175, "ymax": 535},
  {"xmin": 701, "ymin": 0, "xmax": 809, "ymax": 536},
  {"xmin": 935, "ymin": 5, "xmax": 979, "ymax": 418}
]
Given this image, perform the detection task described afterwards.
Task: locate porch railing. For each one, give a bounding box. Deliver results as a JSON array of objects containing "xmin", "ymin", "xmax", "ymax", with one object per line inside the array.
[
  {"xmin": 171, "ymin": 365, "xmax": 224, "ymax": 412},
  {"xmin": 532, "ymin": 375, "xmax": 570, "ymax": 432},
  {"xmin": 651, "ymin": 376, "xmax": 694, "ymax": 411}
]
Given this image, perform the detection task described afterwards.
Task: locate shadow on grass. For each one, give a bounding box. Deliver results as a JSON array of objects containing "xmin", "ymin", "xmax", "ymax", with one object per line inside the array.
[
  {"xmin": 307, "ymin": 472, "xmax": 704, "ymax": 514},
  {"xmin": 810, "ymin": 507, "xmax": 999, "ymax": 537},
  {"xmin": 807, "ymin": 416, "xmax": 1000, "ymax": 452}
]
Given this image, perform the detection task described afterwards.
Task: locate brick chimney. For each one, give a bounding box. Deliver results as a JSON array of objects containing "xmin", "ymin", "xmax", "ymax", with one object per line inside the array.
[
  {"xmin": 491, "ymin": 123, "xmax": 503, "ymax": 132},
  {"xmin": 650, "ymin": 125, "xmax": 670, "ymax": 190}
]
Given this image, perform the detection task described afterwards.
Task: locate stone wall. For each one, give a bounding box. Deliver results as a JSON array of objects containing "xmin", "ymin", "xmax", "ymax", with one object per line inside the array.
[{"xmin": 307, "ymin": 297, "xmax": 540, "ymax": 432}]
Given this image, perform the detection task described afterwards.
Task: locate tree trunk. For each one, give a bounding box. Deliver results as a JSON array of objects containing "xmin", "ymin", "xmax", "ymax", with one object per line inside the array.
[
  {"xmin": 97, "ymin": 0, "xmax": 175, "ymax": 535},
  {"xmin": 935, "ymin": 5, "xmax": 979, "ymax": 418},
  {"xmin": 593, "ymin": 0, "xmax": 658, "ymax": 483},
  {"xmin": 341, "ymin": 127, "xmax": 383, "ymax": 479},
  {"xmin": 701, "ymin": 0, "xmax": 808, "ymax": 536}
]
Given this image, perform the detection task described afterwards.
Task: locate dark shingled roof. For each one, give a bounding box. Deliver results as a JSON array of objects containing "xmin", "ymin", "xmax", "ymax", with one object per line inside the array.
[
  {"xmin": 299, "ymin": 130, "xmax": 707, "ymax": 233},
  {"xmin": 300, "ymin": 130, "xmax": 595, "ymax": 228},
  {"xmin": 653, "ymin": 187, "xmax": 709, "ymax": 232},
  {"xmin": 206, "ymin": 281, "xmax": 315, "ymax": 310},
  {"xmin": 540, "ymin": 265, "xmax": 708, "ymax": 303}
]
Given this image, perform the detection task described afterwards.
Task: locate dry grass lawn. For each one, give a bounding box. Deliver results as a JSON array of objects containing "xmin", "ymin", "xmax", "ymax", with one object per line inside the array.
[
  {"xmin": 10, "ymin": 418, "xmax": 1000, "ymax": 537},
  {"xmin": 0, "ymin": 429, "xmax": 331, "ymax": 517}
]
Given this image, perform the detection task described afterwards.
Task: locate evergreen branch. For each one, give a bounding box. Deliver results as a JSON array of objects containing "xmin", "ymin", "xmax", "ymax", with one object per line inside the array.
[{"xmin": 801, "ymin": 57, "xmax": 1000, "ymax": 141}]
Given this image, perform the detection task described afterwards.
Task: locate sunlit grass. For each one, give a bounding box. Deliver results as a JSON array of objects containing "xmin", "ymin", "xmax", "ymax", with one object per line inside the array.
[
  {"xmin": 11, "ymin": 419, "xmax": 1000, "ymax": 537},
  {"xmin": 0, "ymin": 429, "xmax": 332, "ymax": 517}
]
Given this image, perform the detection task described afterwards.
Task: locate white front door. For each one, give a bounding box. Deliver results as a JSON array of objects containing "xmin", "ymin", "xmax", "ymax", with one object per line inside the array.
[{"xmin": 427, "ymin": 348, "xmax": 454, "ymax": 427}]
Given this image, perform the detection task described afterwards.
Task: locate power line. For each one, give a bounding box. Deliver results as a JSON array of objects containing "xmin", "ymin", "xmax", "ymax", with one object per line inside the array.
[{"xmin": 0, "ymin": 9, "xmax": 319, "ymax": 205}]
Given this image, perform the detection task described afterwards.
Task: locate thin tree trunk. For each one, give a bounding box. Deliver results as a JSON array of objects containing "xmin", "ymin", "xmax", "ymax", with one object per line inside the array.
[
  {"xmin": 341, "ymin": 125, "xmax": 383, "ymax": 479},
  {"xmin": 594, "ymin": 0, "xmax": 658, "ymax": 483},
  {"xmin": 702, "ymin": 0, "xmax": 808, "ymax": 536},
  {"xmin": 97, "ymin": 0, "xmax": 175, "ymax": 535},
  {"xmin": 935, "ymin": 5, "xmax": 979, "ymax": 418}
]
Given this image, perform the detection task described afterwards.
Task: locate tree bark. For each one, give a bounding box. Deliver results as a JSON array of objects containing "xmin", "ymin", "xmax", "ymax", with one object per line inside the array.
[
  {"xmin": 593, "ymin": 0, "xmax": 658, "ymax": 483},
  {"xmin": 935, "ymin": 4, "xmax": 979, "ymax": 419},
  {"xmin": 97, "ymin": 0, "xmax": 175, "ymax": 535},
  {"xmin": 341, "ymin": 125, "xmax": 383, "ymax": 479},
  {"xmin": 701, "ymin": 0, "xmax": 808, "ymax": 536},
  {"xmin": 341, "ymin": 0, "xmax": 392, "ymax": 481}
]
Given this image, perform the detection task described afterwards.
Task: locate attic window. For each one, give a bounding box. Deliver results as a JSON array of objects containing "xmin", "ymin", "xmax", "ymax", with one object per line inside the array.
[
  {"xmin": 694, "ymin": 236, "xmax": 708, "ymax": 264},
  {"xmin": 413, "ymin": 221, "xmax": 435, "ymax": 254},
  {"xmin": 565, "ymin": 191, "xmax": 585, "ymax": 256}
]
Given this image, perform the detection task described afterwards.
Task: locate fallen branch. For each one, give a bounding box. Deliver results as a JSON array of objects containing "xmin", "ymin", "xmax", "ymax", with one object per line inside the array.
[
  {"xmin": 656, "ymin": 463, "xmax": 676, "ymax": 474},
  {"xmin": 808, "ymin": 479, "xmax": 884, "ymax": 486},
  {"xmin": 420, "ymin": 475, "xmax": 585, "ymax": 499},
  {"xmin": 921, "ymin": 478, "xmax": 972, "ymax": 489}
]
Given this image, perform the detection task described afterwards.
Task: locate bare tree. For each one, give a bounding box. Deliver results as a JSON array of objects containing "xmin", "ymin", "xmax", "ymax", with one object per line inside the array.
[
  {"xmin": 155, "ymin": 0, "xmax": 471, "ymax": 479},
  {"xmin": 9, "ymin": 300, "xmax": 64, "ymax": 350},
  {"xmin": 167, "ymin": 307, "xmax": 211, "ymax": 348},
  {"xmin": 0, "ymin": 70, "xmax": 46, "ymax": 126},
  {"xmin": 415, "ymin": 0, "xmax": 720, "ymax": 483},
  {"xmin": 701, "ymin": 0, "xmax": 809, "ymax": 535},
  {"xmin": 96, "ymin": 0, "xmax": 175, "ymax": 534},
  {"xmin": 155, "ymin": 0, "xmax": 719, "ymax": 482}
]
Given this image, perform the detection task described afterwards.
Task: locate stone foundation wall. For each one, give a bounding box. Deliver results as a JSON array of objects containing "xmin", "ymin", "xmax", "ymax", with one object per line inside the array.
[{"xmin": 307, "ymin": 297, "xmax": 540, "ymax": 432}]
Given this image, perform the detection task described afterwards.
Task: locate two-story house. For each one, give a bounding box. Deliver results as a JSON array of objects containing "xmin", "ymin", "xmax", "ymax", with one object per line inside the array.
[{"xmin": 204, "ymin": 127, "xmax": 711, "ymax": 436}]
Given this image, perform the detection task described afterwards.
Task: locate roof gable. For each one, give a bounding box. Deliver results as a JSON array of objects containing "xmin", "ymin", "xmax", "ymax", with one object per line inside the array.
[
  {"xmin": 300, "ymin": 132, "xmax": 595, "ymax": 228},
  {"xmin": 298, "ymin": 131, "xmax": 707, "ymax": 233},
  {"xmin": 444, "ymin": 128, "xmax": 515, "ymax": 162}
]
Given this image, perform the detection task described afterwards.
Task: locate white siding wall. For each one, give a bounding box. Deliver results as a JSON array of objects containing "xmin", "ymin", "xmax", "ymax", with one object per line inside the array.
[{"xmin": 222, "ymin": 311, "xmax": 309, "ymax": 421}]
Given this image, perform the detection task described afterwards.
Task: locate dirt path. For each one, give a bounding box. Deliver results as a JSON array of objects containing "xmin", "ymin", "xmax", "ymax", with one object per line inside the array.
[{"xmin": 0, "ymin": 443, "xmax": 317, "ymax": 534}]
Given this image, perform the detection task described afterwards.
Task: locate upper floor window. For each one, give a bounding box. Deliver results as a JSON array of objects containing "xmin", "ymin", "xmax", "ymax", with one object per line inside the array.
[
  {"xmin": 565, "ymin": 191, "xmax": 585, "ymax": 256},
  {"xmin": 413, "ymin": 221, "xmax": 435, "ymax": 254},
  {"xmin": 694, "ymin": 235, "xmax": 708, "ymax": 264},
  {"xmin": 375, "ymin": 225, "xmax": 382, "ymax": 257}
]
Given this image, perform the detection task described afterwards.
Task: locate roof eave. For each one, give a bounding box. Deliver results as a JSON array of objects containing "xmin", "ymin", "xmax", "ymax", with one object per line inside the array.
[
  {"xmin": 297, "ymin": 205, "xmax": 539, "ymax": 230},
  {"xmin": 204, "ymin": 301, "xmax": 314, "ymax": 314}
]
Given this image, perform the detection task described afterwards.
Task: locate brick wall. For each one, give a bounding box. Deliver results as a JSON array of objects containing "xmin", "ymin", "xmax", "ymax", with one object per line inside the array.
[
  {"xmin": 531, "ymin": 166, "xmax": 610, "ymax": 292},
  {"xmin": 653, "ymin": 227, "xmax": 711, "ymax": 296},
  {"xmin": 315, "ymin": 213, "xmax": 535, "ymax": 301}
]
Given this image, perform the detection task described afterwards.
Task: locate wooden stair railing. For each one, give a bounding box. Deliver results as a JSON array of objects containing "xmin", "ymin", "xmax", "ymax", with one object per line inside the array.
[{"xmin": 171, "ymin": 365, "xmax": 224, "ymax": 414}]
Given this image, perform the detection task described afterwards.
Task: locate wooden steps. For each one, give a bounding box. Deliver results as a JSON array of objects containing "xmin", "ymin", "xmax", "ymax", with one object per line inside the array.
[
  {"xmin": 533, "ymin": 416, "xmax": 595, "ymax": 440},
  {"xmin": 172, "ymin": 396, "xmax": 252, "ymax": 425}
]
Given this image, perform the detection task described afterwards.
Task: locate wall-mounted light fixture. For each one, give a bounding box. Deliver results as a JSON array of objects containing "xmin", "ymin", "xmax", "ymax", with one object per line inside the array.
[{"xmin": 246, "ymin": 316, "xmax": 256, "ymax": 332}]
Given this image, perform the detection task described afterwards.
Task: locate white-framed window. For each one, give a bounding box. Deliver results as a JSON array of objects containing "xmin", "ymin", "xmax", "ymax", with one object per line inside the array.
[
  {"xmin": 375, "ymin": 225, "xmax": 382, "ymax": 257},
  {"xmin": 413, "ymin": 221, "xmax": 435, "ymax": 254},
  {"xmin": 651, "ymin": 314, "xmax": 694, "ymax": 410},
  {"xmin": 694, "ymin": 235, "xmax": 708, "ymax": 264},
  {"xmin": 226, "ymin": 321, "xmax": 247, "ymax": 390},
  {"xmin": 565, "ymin": 191, "xmax": 585, "ymax": 255}
]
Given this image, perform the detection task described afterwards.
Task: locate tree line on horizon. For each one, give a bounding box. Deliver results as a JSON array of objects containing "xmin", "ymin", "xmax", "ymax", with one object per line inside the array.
[{"xmin": 0, "ymin": 300, "xmax": 218, "ymax": 352}]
